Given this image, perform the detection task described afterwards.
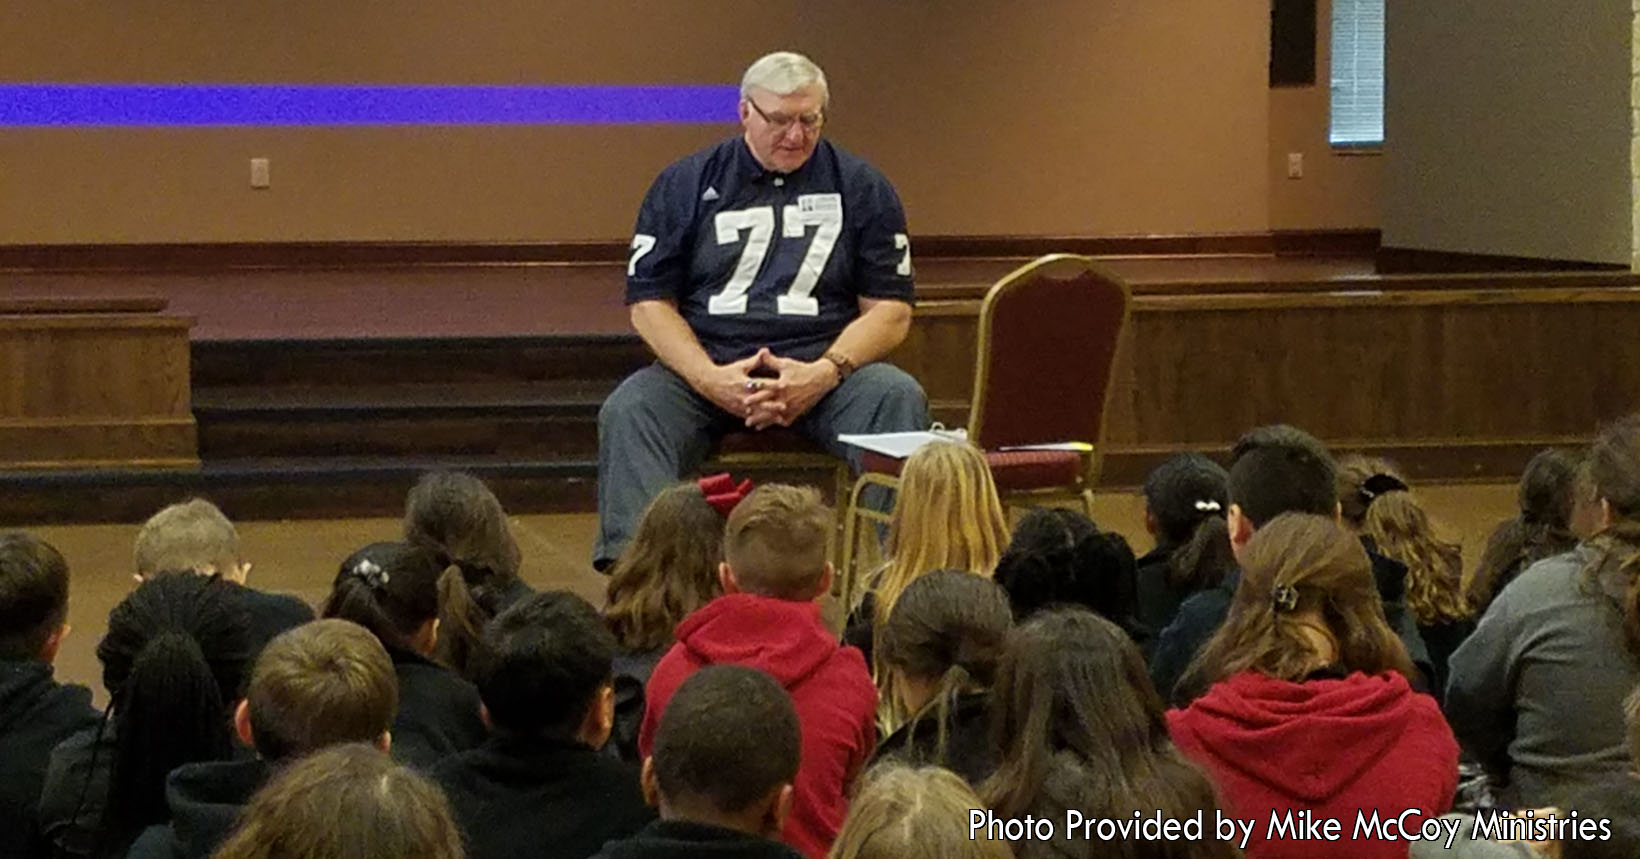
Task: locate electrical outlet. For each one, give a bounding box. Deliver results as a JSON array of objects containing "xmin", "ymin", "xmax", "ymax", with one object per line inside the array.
[
  {"xmin": 249, "ymin": 158, "xmax": 270, "ymax": 189},
  {"xmin": 1286, "ymin": 152, "xmax": 1304, "ymax": 179}
]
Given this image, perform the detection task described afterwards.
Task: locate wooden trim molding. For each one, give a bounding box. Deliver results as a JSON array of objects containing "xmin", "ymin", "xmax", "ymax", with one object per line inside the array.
[
  {"xmin": 1377, "ymin": 245, "xmax": 1630, "ymax": 274},
  {"xmin": 0, "ymin": 230, "xmax": 1382, "ymax": 272}
]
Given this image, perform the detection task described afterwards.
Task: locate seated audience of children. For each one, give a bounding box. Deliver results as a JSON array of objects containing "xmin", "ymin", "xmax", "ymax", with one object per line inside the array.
[
  {"xmin": 596, "ymin": 665, "xmax": 804, "ymax": 859},
  {"xmin": 403, "ymin": 470, "xmax": 534, "ymax": 678},
  {"xmin": 0, "ymin": 532, "xmax": 99, "ymax": 859},
  {"xmin": 1337, "ymin": 456, "xmax": 1475, "ymax": 699},
  {"xmin": 603, "ymin": 477, "xmax": 737, "ymax": 762},
  {"xmin": 322, "ymin": 541, "xmax": 486, "ymax": 768},
  {"xmin": 1150, "ymin": 424, "xmax": 1433, "ymax": 705},
  {"xmin": 642, "ymin": 484, "xmax": 876, "ymax": 859},
  {"xmin": 126, "ymin": 619, "xmax": 397, "ymax": 859},
  {"xmin": 982, "ymin": 608, "xmax": 1235, "ymax": 859},
  {"xmin": 871, "ymin": 570, "xmax": 1012, "ymax": 784},
  {"xmin": 40, "ymin": 574, "xmax": 252, "ymax": 858},
  {"xmin": 1447, "ymin": 415, "xmax": 1640, "ymax": 808},
  {"xmin": 1135, "ymin": 453, "xmax": 1235, "ymax": 637},
  {"xmin": 432, "ymin": 590, "xmax": 653, "ymax": 859},
  {"xmin": 1168, "ymin": 513, "xmax": 1458, "ymax": 859},
  {"xmin": 828, "ymin": 764, "xmax": 1014, "ymax": 859},
  {"xmin": 845, "ymin": 440, "xmax": 1009, "ymax": 668},
  {"xmin": 133, "ymin": 498, "xmax": 314, "ymax": 654},
  {"xmin": 211, "ymin": 743, "xmax": 464, "ymax": 859}
]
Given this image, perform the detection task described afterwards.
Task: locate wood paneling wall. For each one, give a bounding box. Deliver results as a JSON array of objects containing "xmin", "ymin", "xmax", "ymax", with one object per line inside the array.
[
  {"xmin": 896, "ymin": 278, "xmax": 1640, "ymax": 480},
  {"xmin": 0, "ymin": 304, "xmax": 197, "ymax": 468}
]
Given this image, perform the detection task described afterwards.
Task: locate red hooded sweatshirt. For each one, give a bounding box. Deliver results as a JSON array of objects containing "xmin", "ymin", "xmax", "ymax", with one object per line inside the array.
[
  {"xmin": 639, "ymin": 593, "xmax": 876, "ymax": 859},
  {"xmin": 1167, "ymin": 671, "xmax": 1457, "ymax": 859}
]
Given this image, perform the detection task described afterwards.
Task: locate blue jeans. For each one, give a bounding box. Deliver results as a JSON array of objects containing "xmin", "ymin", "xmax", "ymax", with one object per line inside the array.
[{"xmin": 593, "ymin": 361, "xmax": 929, "ymax": 567}]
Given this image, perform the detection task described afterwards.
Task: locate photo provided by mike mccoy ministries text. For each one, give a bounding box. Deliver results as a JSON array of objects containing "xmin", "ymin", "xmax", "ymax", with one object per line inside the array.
[{"xmin": 969, "ymin": 808, "xmax": 1614, "ymax": 850}]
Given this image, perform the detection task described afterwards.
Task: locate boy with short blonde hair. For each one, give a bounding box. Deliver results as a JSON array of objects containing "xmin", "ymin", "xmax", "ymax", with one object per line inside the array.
[{"xmin": 640, "ymin": 484, "xmax": 874, "ymax": 859}]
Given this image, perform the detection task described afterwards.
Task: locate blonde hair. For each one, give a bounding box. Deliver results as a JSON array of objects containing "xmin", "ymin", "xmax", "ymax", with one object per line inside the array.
[
  {"xmin": 828, "ymin": 764, "xmax": 1013, "ymax": 859},
  {"xmin": 872, "ymin": 442, "xmax": 1008, "ymax": 630},
  {"xmin": 1338, "ymin": 456, "xmax": 1471, "ymax": 626},
  {"xmin": 133, "ymin": 498, "xmax": 240, "ymax": 576},
  {"xmin": 724, "ymin": 484, "xmax": 831, "ymax": 600}
]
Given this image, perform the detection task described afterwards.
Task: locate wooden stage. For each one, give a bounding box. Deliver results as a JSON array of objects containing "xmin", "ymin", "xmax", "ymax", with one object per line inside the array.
[{"xmin": 2, "ymin": 241, "xmax": 1637, "ymax": 523}]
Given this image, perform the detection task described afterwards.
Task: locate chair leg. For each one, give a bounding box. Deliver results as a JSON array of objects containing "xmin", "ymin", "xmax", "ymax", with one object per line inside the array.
[
  {"xmin": 839, "ymin": 475, "xmax": 871, "ymax": 607},
  {"xmin": 1081, "ymin": 488, "xmax": 1097, "ymax": 520}
]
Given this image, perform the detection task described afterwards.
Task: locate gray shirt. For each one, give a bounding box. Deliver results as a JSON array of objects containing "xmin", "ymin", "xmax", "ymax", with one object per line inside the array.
[{"xmin": 1445, "ymin": 545, "xmax": 1640, "ymax": 807}]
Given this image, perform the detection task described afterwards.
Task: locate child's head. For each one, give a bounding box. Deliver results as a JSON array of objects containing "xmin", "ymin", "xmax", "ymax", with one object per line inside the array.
[
  {"xmin": 240, "ymin": 619, "xmax": 397, "ymax": 762},
  {"xmin": 404, "ymin": 471, "xmax": 524, "ymax": 677},
  {"xmin": 1337, "ymin": 456, "xmax": 1470, "ymax": 626},
  {"xmin": 1469, "ymin": 448, "xmax": 1589, "ymax": 612},
  {"xmin": 983, "ymin": 608, "xmax": 1222, "ymax": 830},
  {"xmin": 645, "ymin": 665, "xmax": 799, "ymax": 839},
  {"xmin": 322, "ymin": 542, "xmax": 445, "ymax": 655},
  {"xmin": 1143, "ymin": 452, "xmax": 1230, "ymax": 546},
  {"xmin": 97, "ymin": 574, "xmax": 254, "ymax": 848},
  {"xmin": 403, "ymin": 470, "xmax": 521, "ymax": 580},
  {"xmin": 213, "ymin": 744, "xmax": 464, "ymax": 859},
  {"xmin": 879, "ymin": 570, "xmax": 1012, "ymax": 714},
  {"xmin": 1226, "ymin": 425, "xmax": 1338, "ymax": 554},
  {"xmin": 0, "ymin": 531, "xmax": 70, "ymax": 663},
  {"xmin": 722, "ymin": 484, "xmax": 832, "ymax": 601},
  {"xmin": 880, "ymin": 441, "xmax": 1009, "ymax": 606},
  {"xmin": 606, "ymin": 482, "xmax": 727, "ymax": 652},
  {"xmin": 470, "ymin": 591, "xmax": 615, "ymax": 747},
  {"xmin": 828, "ymin": 764, "xmax": 1012, "ymax": 859},
  {"xmin": 1189, "ymin": 512, "xmax": 1415, "ymax": 688},
  {"xmin": 993, "ymin": 507, "xmax": 1138, "ymax": 625},
  {"xmin": 133, "ymin": 498, "xmax": 245, "ymax": 582}
]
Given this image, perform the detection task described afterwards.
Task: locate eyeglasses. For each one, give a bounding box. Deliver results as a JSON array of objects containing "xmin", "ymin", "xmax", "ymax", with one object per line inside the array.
[{"xmin": 745, "ymin": 97, "xmax": 825, "ymax": 134}]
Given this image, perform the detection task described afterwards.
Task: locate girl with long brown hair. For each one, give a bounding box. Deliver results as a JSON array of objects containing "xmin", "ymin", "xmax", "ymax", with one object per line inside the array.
[
  {"xmin": 982, "ymin": 608, "xmax": 1235, "ymax": 859},
  {"xmin": 1448, "ymin": 415, "xmax": 1640, "ymax": 808},
  {"xmin": 1466, "ymin": 448, "xmax": 1592, "ymax": 615},
  {"xmin": 871, "ymin": 570, "xmax": 1012, "ymax": 785},
  {"xmin": 603, "ymin": 478, "xmax": 737, "ymax": 762},
  {"xmin": 1336, "ymin": 456, "xmax": 1473, "ymax": 696},
  {"xmin": 1169, "ymin": 513, "xmax": 1457, "ymax": 859}
]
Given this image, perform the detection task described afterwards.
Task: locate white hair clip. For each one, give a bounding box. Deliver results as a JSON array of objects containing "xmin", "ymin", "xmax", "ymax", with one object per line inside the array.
[
  {"xmin": 351, "ymin": 558, "xmax": 390, "ymax": 589},
  {"xmin": 1193, "ymin": 499, "xmax": 1222, "ymax": 513}
]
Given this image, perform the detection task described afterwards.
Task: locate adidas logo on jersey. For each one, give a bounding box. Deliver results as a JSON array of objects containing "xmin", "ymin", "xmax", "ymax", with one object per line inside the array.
[{"xmin": 701, "ymin": 186, "xmax": 720, "ymax": 202}]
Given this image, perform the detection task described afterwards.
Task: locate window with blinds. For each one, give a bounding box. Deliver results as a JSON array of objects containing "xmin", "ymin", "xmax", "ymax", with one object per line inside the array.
[{"xmin": 1329, "ymin": 0, "xmax": 1384, "ymax": 147}]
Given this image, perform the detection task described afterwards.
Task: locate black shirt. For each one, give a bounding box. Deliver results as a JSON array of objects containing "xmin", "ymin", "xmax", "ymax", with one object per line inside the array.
[
  {"xmin": 0, "ymin": 661, "xmax": 99, "ymax": 859},
  {"xmin": 593, "ymin": 819, "xmax": 804, "ymax": 859}
]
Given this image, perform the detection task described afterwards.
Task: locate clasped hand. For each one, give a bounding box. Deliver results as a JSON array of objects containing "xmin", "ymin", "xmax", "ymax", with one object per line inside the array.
[{"xmin": 705, "ymin": 347, "xmax": 839, "ymax": 430}]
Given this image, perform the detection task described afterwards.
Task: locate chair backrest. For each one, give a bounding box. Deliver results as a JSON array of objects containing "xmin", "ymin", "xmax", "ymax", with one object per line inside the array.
[{"xmin": 967, "ymin": 254, "xmax": 1131, "ymax": 450}]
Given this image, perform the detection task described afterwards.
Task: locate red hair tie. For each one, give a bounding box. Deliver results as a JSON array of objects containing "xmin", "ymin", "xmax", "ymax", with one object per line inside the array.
[{"xmin": 697, "ymin": 473, "xmax": 754, "ymax": 517}]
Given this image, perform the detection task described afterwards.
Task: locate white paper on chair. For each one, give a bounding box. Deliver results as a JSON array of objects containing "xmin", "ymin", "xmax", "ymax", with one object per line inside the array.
[{"xmin": 837, "ymin": 428, "xmax": 968, "ymax": 459}]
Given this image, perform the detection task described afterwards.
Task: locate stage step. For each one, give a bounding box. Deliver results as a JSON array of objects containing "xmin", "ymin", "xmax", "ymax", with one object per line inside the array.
[{"xmin": 193, "ymin": 380, "xmax": 609, "ymax": 459}]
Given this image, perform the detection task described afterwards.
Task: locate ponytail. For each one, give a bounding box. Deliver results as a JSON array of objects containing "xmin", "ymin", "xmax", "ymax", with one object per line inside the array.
[
  {"xmin": 435, "ymin": 564, "xmax": 499, "ymax": 678},
  {"xmin": 1168, "ymin": 515, "xmax": 1234, "ymax": 592}
]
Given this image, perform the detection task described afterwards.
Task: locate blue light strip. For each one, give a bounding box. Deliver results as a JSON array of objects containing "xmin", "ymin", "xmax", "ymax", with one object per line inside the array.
[{"xmin": 0, "ymin": 84, "xmax": 741, "ymax": 126}]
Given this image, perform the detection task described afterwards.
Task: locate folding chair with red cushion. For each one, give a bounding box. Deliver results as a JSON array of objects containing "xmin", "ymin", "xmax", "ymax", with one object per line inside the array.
[{"xmin": 837, "ymin": 253, "xmax": 1132, "ymax": 601}]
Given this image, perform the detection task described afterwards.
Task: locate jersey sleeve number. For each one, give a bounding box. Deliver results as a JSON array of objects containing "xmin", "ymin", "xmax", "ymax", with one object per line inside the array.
[{"xmin": 707, "ymin": 200, "xmax": 842, "ymax": 317}]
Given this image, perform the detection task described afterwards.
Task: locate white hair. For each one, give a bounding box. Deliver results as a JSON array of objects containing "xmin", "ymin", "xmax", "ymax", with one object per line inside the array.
[{"xmin": 740, "ymin": 51, "xmax": 829, "ymax": 107}]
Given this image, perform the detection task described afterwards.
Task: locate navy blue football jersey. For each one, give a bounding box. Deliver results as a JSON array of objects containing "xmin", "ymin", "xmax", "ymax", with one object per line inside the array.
[{"xmin": 626, "ymin": 137, "xmax": 915, "ymax": 364}]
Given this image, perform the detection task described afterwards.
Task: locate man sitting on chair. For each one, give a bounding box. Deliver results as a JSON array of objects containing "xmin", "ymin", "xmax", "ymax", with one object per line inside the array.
[{"xmin": 596, "ymin": 50, "xmax": 928, "ymax": 570}]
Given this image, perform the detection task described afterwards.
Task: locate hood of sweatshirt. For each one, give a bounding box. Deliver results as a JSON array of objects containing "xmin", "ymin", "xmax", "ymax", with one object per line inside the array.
[
  {"xmin": 673, "ymin": 594, "xmax": 847, "ymax": 690},
  {"xmin": 166, "ymin": 758, "xmax": 272, "ymax": 858},
  {"xmin": 1172, "ymin": 670, "xmax": 1423, "ymax": 803}
]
